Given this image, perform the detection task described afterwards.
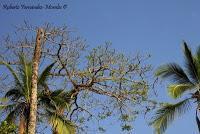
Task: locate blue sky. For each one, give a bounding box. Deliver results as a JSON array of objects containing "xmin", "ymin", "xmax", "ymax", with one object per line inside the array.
[{"xmin": 1, "ymin": 0, "xmax": 200, "ymax": 133}]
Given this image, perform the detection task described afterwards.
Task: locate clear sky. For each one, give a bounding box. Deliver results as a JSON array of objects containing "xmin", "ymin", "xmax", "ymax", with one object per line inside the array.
[{"xmin": 1, "ymin": 0, "xmax": 200, "ymax": 134}]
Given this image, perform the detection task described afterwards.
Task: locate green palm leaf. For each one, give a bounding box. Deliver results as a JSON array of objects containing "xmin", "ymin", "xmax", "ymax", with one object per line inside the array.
[
  {"xmin": 149, "ymin": 99, "xmax": 191, "ymax": 134},
  {"xmin": 168, "ymin": 83, "xmax": 194, "ymax": 99},
  {"xmin": 195, "ymin": 46, "xmax": 200, "ymax": 64},
  {"xmin": 196, "ymin": 109, "xmax": 200, "ymax": 133},
  {"xmin": 38, "ymin": 62, "xmax": 55, "ymax": 86},
  {"xmin": 0, "ymin": 105, "xmax": 8, "ymax": 111},
  {"xmin": 0, "ymin": 104, "xmax": 16, "ymax": 113},
  {"xmin": 47, "ymin": 110, "xmax": 76, "ymax": 134},
  {"xmin": 50, "ymin": 89, "xmax": 65, "ymax": 97},
  {"xmin": 155, "ymin": 63, "xmax": 192, "ymax": 84},
  {"xmin": 0, "ymin": 61, "xmax": 22, "ymax": 88},
  {"xmin": 183, "ymin": 42, "xmax": 199, "ymax": 83},
  {"xmin": 18, "ymin": 54, "xmax": 32, "ymax": 101},
  {"xmin": 5, "ymin": 88, "xmax": 23, "ymax": 101},
  {"xmin": 49, "ymin": 90, "xmax": 70, "ymax": 111},
  {"xmin": 195, "ymin": 46, "xmax": 200, "ymax": 79},
  {"xmin": 0, "ymin": 97, "xmax": 8, "ymax": 103},
  {"xmin": 5, "ymin": 102, "xmax": 26, "ymax": 123}
]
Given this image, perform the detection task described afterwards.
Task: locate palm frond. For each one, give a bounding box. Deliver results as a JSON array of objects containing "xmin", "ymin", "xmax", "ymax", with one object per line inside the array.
[
  {"xmin": 195, "ymin": 46, "xmax": 200, "ymax": 64},
  {"xmin": 47, "ymin": 109, "xmax": 76, "ymax": 134},
  {"xmin": 195, "ymin": 46, "xmax": 200, "ymax": 80},
  {"xmin": 5, "ymin": 88, "xmax": 23, "ymax": 101},
  {"xmin": 5, "ymin": 110, "xmax": 16, "ymax": 123},
  {"xmin": 51, "ymin": 90, "xmax": 71, "ymax": 103},
  {"xmin": 0, "ymin": 105, "xmax": 8, "ymax": 111},
  {"xmin": 18, "ymin": 54, "xmax": 32, "ymax": 101},
  {"xmin": 196, "ymin": 109, "xmax": 200, "ymax": 133},
  {"xmin": 51, "ymin": 89, "xmax": 64, "ymax": 97},
  {"xmin": 39, "ymin": 89, "xmax": 70, "ymax": 113},
  {"xmin": 51, "ymin": 97, "xmax": 70, "ymax": 111},
  {"xmin": 155, "ymin": 63, "xmax": 192, "ymax": 84},
  {"xmin": 38, "ymin": 94, "xmax": 57, "ymax": 110},
  {"xmin": 149, "ymin": 99, "xmax": 191, "ymax": 134},
  {"xmin": 0, "ymin": 104, "xmax": 17, "ymax": 112},
  {"xmin": 0, "ymin": 61, "xmax": 22, "ymax": 88},
  {"xmin": 183, "ymin": 42, "xmax": 199, "ymax": 83},
  {"xmin": 51, "ymin": 90, "xmax": 71, "ymax": 111},
  {"xmin": 38, "ymin": 62, "xmax": 55, "ymax": 86},
  {"xmin": 0, "ymin": 97, "xmax": 8, "ymax": 103},
  {"xmin": 168, "ymin": 83, "xmax": 194, "ymax": 99},
  {"xmin": 5, "ymin": 102, "xmax": 25, "ymax": 123}
]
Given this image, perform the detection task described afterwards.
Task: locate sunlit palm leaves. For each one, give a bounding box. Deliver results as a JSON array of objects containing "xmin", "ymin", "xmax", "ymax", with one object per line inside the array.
[
  {"xmin": 168, "ymin": 83, "xmax": 194, "ymax": 98},
  {"xmin": 150, "ymin": 42, "xmax": 200, "ymax": 134},
  {"xmin": 47, "ymin": 109, "xmax": 75, "ymax": 134},
  {"xmin": 150, "ymin": 99, "xmax": 191, "ymax": 134}
]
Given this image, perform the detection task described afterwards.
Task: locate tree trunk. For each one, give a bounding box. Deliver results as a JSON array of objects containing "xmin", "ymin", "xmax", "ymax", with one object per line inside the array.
[
  {"xmin": 27, "ymin": 28, "xmax": 44, "ymax": 134},
  {"xmin": 19, "ymin": 116, "xmax": 26, "ymax": 134}
]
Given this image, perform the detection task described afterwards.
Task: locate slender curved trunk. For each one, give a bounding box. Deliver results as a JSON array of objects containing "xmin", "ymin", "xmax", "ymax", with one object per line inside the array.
[
  {"xmin": 19, "ymin": 116, "xmax": 26, "ymax": 134},
  {"xmin": 27, "ymin": 28, "xmax": 44, "ymax": 134}
]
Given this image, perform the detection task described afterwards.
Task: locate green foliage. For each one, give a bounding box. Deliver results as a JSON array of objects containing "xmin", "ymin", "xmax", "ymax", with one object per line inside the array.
[
  {"xmin": 168, "ymin": 83, "xmax": 193, "ymax": 99},
  {"xmin": 0, "ymin": 54, "xmax": 74, "ymax": 134},
  {"xmin": 183, "ymin": 42, "xmax": 199, "ymax": 83},
  {"xmin": 155, "ymin": 63, "xmax": 192, "ymax": 84},
  {"xmin": 151, "ymin": 42, "xmax": 200, "ymax": 134},
  {"xmin": 196, "ymin": 110, "xmax": 200, "ymax": 133},
  {"xmin": 38, "ymin": 62, "xmax": 55, "ymax": 87},
  {"xmin": 0, "ymin": 121, "xmax": 17, "ymax": 134},
  {"xmin": 0, "ymin": 61, "xmax": 22, "ymax": 89},
  {"xmin": 47, "ymin": 110, "xmax": 75, "ymax": 134},
  {"xmin": 150, "ymin": 99, "xmax": 191, "ymax": 134}
]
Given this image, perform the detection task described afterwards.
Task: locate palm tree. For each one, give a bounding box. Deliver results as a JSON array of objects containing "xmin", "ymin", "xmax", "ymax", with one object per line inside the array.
[
  {"xmin": 149, "ymin": 42, "xmax": 200, "ymax": 134},
  {"xmin": 0, "ymin": 54, "xmax": 75, "ymax": 134},
  {"xmin": 39, "ymin": 89, "xmax": 75, "ymax": 134}
]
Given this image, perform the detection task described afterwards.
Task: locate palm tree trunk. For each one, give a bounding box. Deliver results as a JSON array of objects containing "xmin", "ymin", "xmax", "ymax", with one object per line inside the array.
[
  {"xmin": 27, "ymin": 28, "xmax": 44, "ymax": 134},
  {"xmin": 19, "ymin": 116, "xmax": 26, "ymax": 134}
]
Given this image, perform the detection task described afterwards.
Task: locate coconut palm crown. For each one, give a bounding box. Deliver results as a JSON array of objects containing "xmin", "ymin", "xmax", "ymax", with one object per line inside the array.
[
  {"xmin": 150, "ymin": 42, "xmax": 200, "ymax": 134},
  {"xmin": 0, "ymin": 54, "xmax": 75, "ymax": 134}
]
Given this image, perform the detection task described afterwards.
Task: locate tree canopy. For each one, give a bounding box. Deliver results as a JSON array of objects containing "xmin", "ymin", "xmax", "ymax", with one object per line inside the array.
[{"xmin": 0, "ymin": 23, "xmax": 156, "ymax": 133}]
